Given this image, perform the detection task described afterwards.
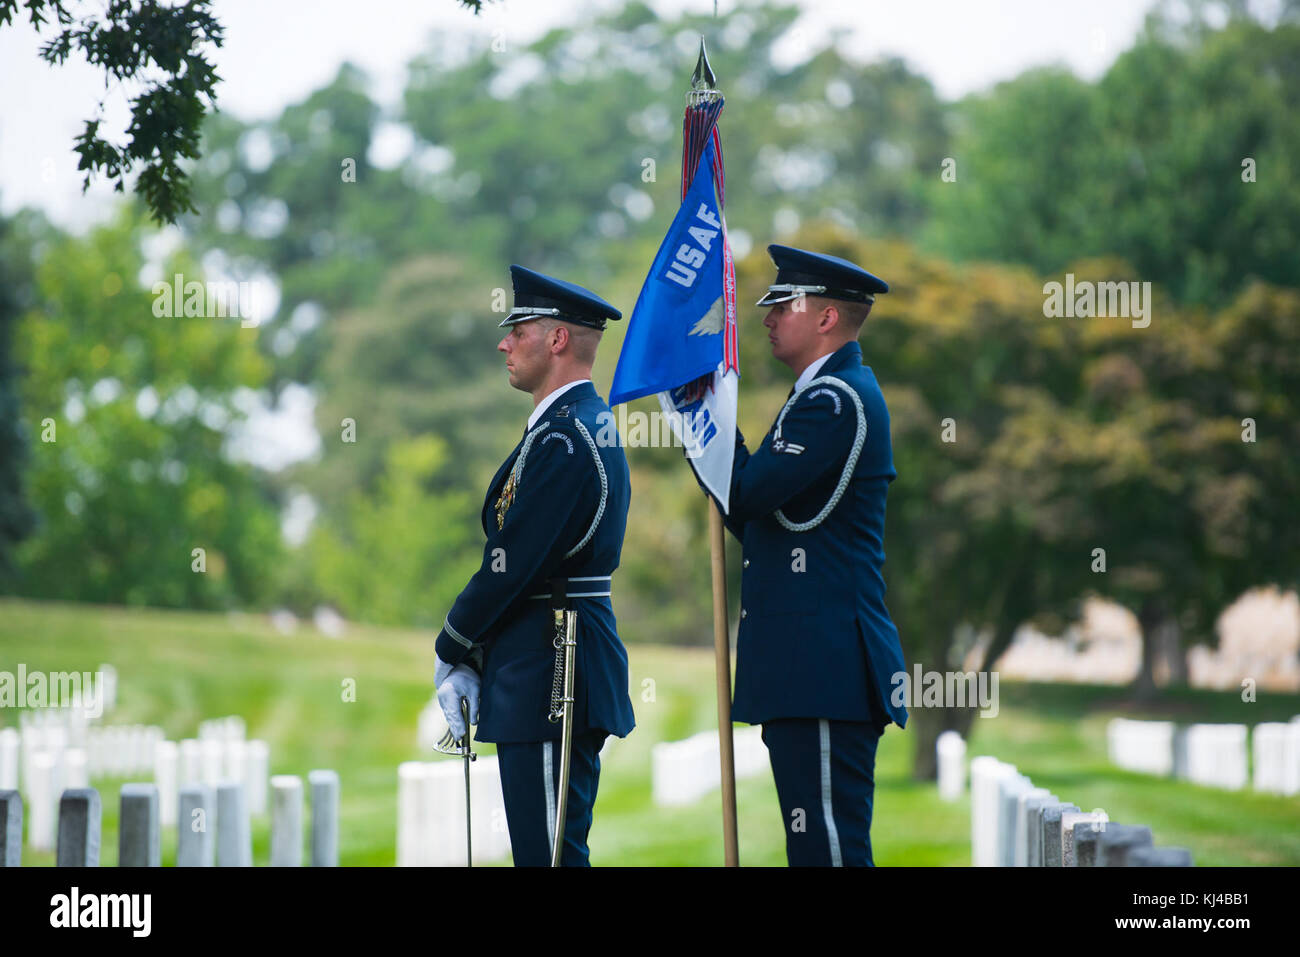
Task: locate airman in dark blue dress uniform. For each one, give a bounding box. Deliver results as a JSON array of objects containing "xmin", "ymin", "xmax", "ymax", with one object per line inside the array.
[
  {"xmin": 433, "ymin": 265, "xmax": 636, "ymax": 866},
  {"xmin": 719, "ymin": 245, "xmax": 909, "ymax": 866}
]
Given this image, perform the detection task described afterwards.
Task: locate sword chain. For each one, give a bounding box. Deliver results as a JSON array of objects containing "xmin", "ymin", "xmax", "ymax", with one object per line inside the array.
[{"xmin": 548, "ymin": 611, "xmax": 566, "ymax": 723}]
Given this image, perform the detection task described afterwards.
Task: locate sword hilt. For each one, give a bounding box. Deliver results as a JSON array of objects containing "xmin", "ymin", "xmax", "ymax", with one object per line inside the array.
[
  {"xmin": 460, "ymin": 697, "xmax": 476, "ymax": 762},
  {"xmin": 432, "ymin": 694, "xmax": 477, "ymax": 759}
]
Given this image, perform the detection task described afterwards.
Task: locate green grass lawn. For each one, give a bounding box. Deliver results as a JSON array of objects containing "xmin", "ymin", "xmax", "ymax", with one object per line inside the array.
[{"xmin": 2, "ymin": 597, "xmax": 1297, "ymax": 865}]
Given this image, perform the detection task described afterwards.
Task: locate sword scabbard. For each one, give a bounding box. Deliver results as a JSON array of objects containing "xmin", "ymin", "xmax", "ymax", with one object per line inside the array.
[{"xmin": 548, "ymin": 579, "xmax": 579, "ymax": 866}]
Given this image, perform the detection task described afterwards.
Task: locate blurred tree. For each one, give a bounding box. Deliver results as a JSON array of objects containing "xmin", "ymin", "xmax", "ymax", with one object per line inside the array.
[
  {"xmin": 177, "ymin": 2, "xmax": 947, "ymax": 388},
  {"xmin": 0, "ymin": 209, "xmax": 45, "ymax": 585},
  {"xmin": 307, "ymin": 435, "xmax": 480, "ymax": 628},
  {"xmin": 0, "ymin": 0, "xmax": 224, "ymax": 224},
  {"xmin": 400, "ymin": 2, "xmax": 946, "ymax": 274},
  {"xmin": 182, "ymin": 63, "xmax": 410, "ymax": 388},
  {"xmin": 925, "ymin": 8, "xmax": 1300, "ymax": 307},
  {"xmin": 307, "ymin": 251, "xmax": 518, "ymax": 509},
  {"xmin": 9, "ymin": 207, "xmax": 283, "ymax": 607}
]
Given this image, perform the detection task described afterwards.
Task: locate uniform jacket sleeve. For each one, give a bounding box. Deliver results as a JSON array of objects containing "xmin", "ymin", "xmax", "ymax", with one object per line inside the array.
[
  {"xmin": 435, "ymin": 426, "xmax": 596, "ymax": 667},
  {"xmin": 725, "ymin": 383, "xmax": 857, "ymax": 529}
]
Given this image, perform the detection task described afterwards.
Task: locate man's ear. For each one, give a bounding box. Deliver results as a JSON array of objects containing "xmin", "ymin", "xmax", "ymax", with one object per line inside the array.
[
  {"xmin": 550, "ymin": 323, "xmax": 569, "ymax": 354},
  {"xmin": 819, "ymin": 304, "xmax": 840, "ymax": 334}
]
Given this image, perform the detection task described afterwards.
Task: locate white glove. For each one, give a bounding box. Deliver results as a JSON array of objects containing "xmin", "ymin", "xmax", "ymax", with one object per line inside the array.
[
  {"xmin": 436, "ymin": 664, "xmax": 481, "ymax": 740},
  {"xmin": 434, "ymin": 653, "xmax": 454, "ymax": 691}
]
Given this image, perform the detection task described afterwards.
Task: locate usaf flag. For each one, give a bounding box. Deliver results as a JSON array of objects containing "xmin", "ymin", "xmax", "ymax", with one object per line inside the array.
[{"xmin": 610, "ymin": 137, "xmax": 739, "ymax": 513}]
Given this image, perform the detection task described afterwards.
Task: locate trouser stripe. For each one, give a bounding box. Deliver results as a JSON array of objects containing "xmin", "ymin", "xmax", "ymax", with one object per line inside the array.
[{"xmin": 819, "ymin": 719, "xmax": 843, "ymax": 867}]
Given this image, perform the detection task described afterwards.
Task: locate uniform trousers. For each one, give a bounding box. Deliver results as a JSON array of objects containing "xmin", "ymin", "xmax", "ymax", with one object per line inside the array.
[
  {"xmin": 497, "ymin": 729, "xmax": 607, "ymax": 866},
  {"xmin": 761, "ymin": 718, "xmax": 884, "ymax": 866}
]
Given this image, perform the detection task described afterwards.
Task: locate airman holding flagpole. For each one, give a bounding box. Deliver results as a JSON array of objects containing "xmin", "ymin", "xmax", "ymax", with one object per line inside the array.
[{"xmin": 714, "ymin": 244, "xmax": 909, "ymax": 866}]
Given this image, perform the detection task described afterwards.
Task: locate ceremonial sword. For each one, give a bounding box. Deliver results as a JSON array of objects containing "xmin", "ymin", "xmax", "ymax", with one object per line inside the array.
[
  {"xmin": 548, "ymin": 579, "xmax": 578, "ymax": 867},
  {"xmin": 433, "ymin": 695, "xmax": 476, "ymax": 866}
]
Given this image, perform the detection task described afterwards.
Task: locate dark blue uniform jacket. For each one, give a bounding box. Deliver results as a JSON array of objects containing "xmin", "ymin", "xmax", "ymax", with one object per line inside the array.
[
  {"xmin": 435, "ymin": 381, "xmax": 637, "ymax": 744},
  {"xmin": 721, "ymin": 341, "xmax": 908, "ymax": 729}
]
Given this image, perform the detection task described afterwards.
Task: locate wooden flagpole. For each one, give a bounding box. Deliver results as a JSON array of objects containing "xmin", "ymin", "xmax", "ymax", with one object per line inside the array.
[
  {"xmin": 708, "ymin": 500, "xmax": 739, "ymax": 866},
  {"xmin": 684, "ymin": 34, "xmax": 737, "ymax": 867}
]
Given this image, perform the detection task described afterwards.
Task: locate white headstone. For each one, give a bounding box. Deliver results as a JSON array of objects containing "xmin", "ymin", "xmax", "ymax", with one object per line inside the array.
[
  {"xmin": 936, "ymin": 730, "xmax": 967, "ymax": 801},
  {"xmin": 200, "ymin": 738, "xmax": 224, "ymax": 786},
  {"xmin": 396, "ymin": 761, "xmax": 424, "ymax": 867},
  {"xmin": 422, "ymin": 761, "xmax": 462, "ymax": 866},
  {"xmin": 154, "ymin": 740, "xmax": 179, "ymax": 828},
  {"xmin": 969, "ymin": 756, "xmax": 1015, "ymax": 866},
  {"xmin": 1252, "ymin": 721, "xmax": 1300, "ymax": 795},
  {"xmin": 244, "ymin": 740, "xmax": 269, "ymax": 815},
  {"xmin": 651, "ymin": 731, "xmax": 718, "ymax": 807},
  {"xmin": 179, "ymin": 739, "xmax": 202, "ymax": 786},
  {"xmin": 224, "ymin": 739, "xmax": 248, "ymax": 787},
  {"xmin": 127, "ymin": 726, "xmax": 149, "ymax": 775},
  {"xmin": 103, "ymin": 726, "xmax": 125, "ymax": 776},
  {"xmin": 97, "ymin": 664, "xmax": 117, "ymax": 714},
  {"xmin": 270, "ymin": 775, "xmax": 304, "ymax": 867},
  {"xmin": 1107, "ymin": 718, "xmax": 1174, "ymax": 776},
  {"xmin": 469, "ymin": 755, "xmax": 511, "ymax": 864},
  {"xmin": 733, "ymin": 726, "xmax": 768, "ymax": 779},
  {"xmin": 1015, "ymin": 787, "xmax": 1052, "ymax": 866},
  {"xmin": 63, "ymin": 749, "xmax": 89, "ymax": 789},
  {"xmin": 1185, "ymin": 723, "xmax": 1247, "ymax": 790},
  {"xmin": 27, "ymin": 752, "xmax": 56, "ymax": 851},
  {"xmin": 996, "ymin": 771, "xmax": 1033, "ymax": 867},
  {"xmin": 0, "ymin": 728, "xmax": 19, "ymax": 790}
]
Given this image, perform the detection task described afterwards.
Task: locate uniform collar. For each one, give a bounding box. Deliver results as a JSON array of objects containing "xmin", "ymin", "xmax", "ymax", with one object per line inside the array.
[
  {"xmin": 528, "ymin": 379, "xmax": 593, "ymax": 430},
  {"xmin": 816, "ymin": 340, "xmax": 863, "ymax": 380},
  {"xmin": 794, "ymin": 352, "xmax": 834, "ymax": 393},
  {"xmin": 795, "ymin": 340, "xmax": 861, "ymax": 391}
]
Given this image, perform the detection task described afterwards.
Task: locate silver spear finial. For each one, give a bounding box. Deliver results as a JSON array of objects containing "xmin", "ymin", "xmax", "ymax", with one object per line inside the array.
[{"xmin": 691, "ymin": 37, "xmax": 717, "ymax": 92}]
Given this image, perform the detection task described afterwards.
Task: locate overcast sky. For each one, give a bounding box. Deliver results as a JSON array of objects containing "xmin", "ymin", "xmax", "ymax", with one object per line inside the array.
[{"xmin": 0, "ymin": 0, "xmax": 1168, "ymax": 230}]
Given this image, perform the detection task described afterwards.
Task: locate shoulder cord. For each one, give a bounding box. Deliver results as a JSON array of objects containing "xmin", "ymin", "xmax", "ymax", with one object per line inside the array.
[
  {"xmin": 566, "ymin": 419, "xmax": 608, "ymax": 558},
  {"xmin": 511, "ymin": 418, "xmax": 609, "ymax": 559},
  {"xmin": 773, "ymin": 375, "xmax": 867, "ymax": 532}
]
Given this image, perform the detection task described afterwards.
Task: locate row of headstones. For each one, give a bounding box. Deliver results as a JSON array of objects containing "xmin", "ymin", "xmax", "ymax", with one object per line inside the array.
[
  {"xmin": 0, "ymin": 772, "xmax": 339, "ymax": 866},
  {"xmin": 157, "ymin": 738, "xmax": 271, "ymax": 818},
  {"xmin": 8, "ymin": 672, "xmax": 120, "ymax": 776},
  {"xmin": 1107, "ymin": 716, "xmax": 1300, "ymax": 793},
  {"xmin": 396, "ymin": 757, "xmax": 512, "ymax": 866},
  {"xmin": 2, "ymin": 711, "xmax": 252, "ymax": 791},
  {"xmin": 649, "ymin": 726, "xmax": 770, "ymax": 807},
  {"xmin": 2, "ymin": 724, "xmax": 165, "ymax": 789},
  {"xmin": 970, "ymin": 756, "xmax": 1194, "ymax": 866},
  {"xmin": 198, "ymin": 716, "xmax": 247, "ymax": 742},
  {"xmin": 4, "ymin": 733, "xmax": 272, "ymax": 848}
]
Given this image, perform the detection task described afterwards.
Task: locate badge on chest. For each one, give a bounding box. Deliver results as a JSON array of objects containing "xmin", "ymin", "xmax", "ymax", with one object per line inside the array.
[{"xmin": 495, "ymin": 468, "xmax": 518, "ymax": 530}]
